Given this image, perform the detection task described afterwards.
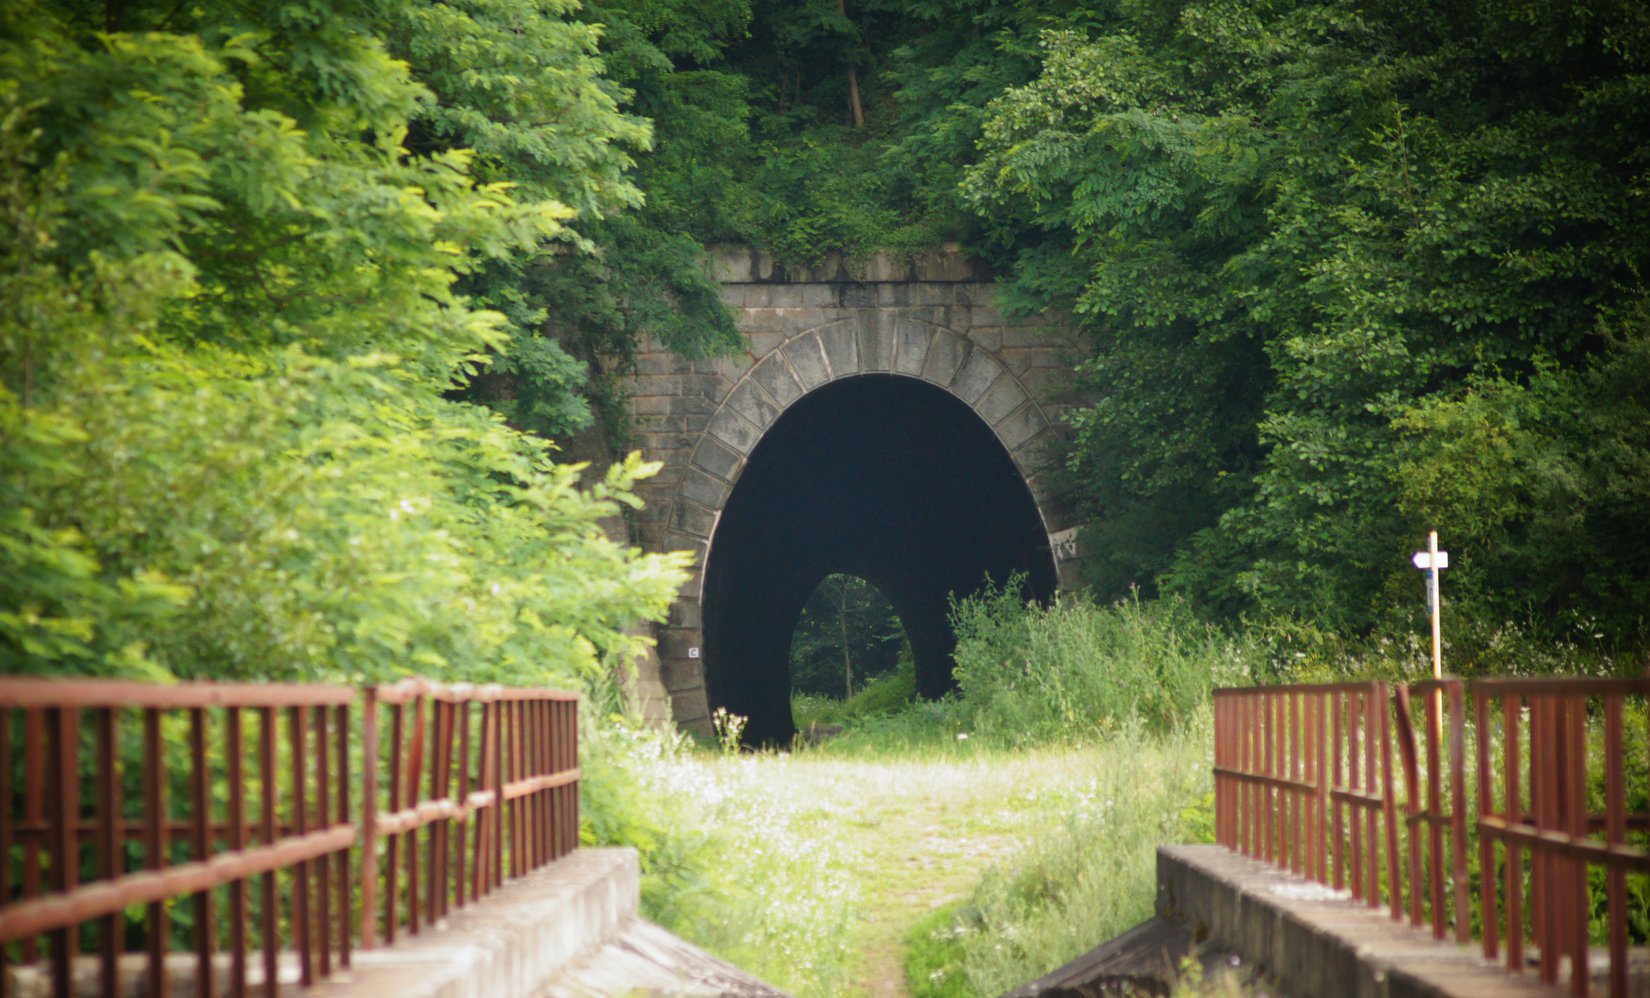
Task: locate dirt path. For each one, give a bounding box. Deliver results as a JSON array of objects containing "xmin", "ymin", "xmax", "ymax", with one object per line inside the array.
[{"xmin": 661, "ymin": 751, "xmax": 1089, "ymax": 997}]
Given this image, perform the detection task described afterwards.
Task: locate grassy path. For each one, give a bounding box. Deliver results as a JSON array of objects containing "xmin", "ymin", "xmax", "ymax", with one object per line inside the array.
[{"xmin": 637, "ymin": 746, "xmax": 1159, "ymax": 997}]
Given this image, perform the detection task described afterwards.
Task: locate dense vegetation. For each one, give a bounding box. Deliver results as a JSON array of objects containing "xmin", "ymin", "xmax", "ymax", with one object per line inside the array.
[
  {"xmin": 14, "ymin": 0, "xmax": 1643, "ymax": 679},
  {"xmin": 604, "ymin": 0, "xmax": 1650, "ymax": 664},
  {"xmin": 1, "ymin": 0, "xmax": 690, "ymax": 687},
  {"xmin": 5, "ymin": 0, "xmax": 1645, "ymax": 993}
]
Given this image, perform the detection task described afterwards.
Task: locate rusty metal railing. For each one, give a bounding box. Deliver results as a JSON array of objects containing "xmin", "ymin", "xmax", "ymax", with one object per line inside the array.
[
  {"xmin": 1213, "ymin": 682, "xmax": 1401, "ymax": 911},
  {"xmin": 0, "ymin": 675, "xmax": 581, "ymax": 998},
  {"xmin": 361, "ymin": 681, "xmax": 580, "ymax": 948},
  {"xmin": 1471, "ymin": 677, "xmax": 1650, "ymax": 997},
  {"xmin": 1213, "ymin": 675, "xmax": 1650, "ymax": 997}
]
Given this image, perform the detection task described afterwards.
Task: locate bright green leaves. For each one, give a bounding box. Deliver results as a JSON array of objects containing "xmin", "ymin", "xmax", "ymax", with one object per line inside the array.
[{"xmin": 0, "ymin": 1, "xmax": 689, "ymax": 686}]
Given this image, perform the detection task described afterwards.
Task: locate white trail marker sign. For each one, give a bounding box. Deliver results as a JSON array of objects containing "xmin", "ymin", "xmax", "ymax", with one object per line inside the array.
[{"xmin": 1412, "ymin": 531, "xmax": 1449, "ymax": 680}]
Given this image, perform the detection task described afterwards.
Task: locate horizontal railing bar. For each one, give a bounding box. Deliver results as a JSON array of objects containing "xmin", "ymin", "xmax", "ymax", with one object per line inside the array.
[
  {"xmin": 1478, "ymin": 817, "xmax": 1650, "ymax": 871},
  {"xmin": 1329, "ymin": 787, "xmax": 1386, "ymax": 806},
  {"xmin": 1212, "ymin": 767, "xmax": 1317, "ymax": 795},
  {"xmin": 1470, "ymin": 677, "xmax": 1650, "ymax": 697},
  {"xmin": 372, "ymin": 768, "xmax": 582, "ymax": 837},
  {"xmin": 371, "ymin": 679, "xmax": 578, "ymax": 705},
  {"xmin": 501, "ymin": 768, "xmax": 580, "ymax": 801},
  {"xmin": 1214, "ymin": 681, "xmax": 1383, "ymax": 696},
  {"xmin": 0, "ymin": 824, "xmax": 354, "ymax": 941},
  {"xmin": 0, "ymin": 678, "xmax": 353, "ymax": 709},
  {"xmin": 12, "ymin": 820, "xmax": 310, "ymax": 841}
]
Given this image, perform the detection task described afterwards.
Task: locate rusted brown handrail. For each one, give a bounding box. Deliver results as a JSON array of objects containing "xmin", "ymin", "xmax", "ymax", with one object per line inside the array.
[
  {"xmin": 0, "ymin": 675, "xmax": 581, "ymax": 998},
  {"xmin": 1214, "ymin": 675, "xmax": 1649, "ymax": 997},
  {"xmin": 1471, "ymin": 676, "xmax": 1650, "ymax": 998},
  {"xmin": 0, "ymin": 679, "xmax": 355, "ymax": 998},
  {"xmin": 1214, "ymin": 682, "xmax": 1401, "ymax": 911},
  {"xmin": 360, "ymin": 680, "xmax": 580, "ymax": 949}
]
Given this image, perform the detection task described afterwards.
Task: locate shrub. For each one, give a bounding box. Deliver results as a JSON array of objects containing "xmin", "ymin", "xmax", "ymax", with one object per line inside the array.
[{"xmin": 951, "ymin": 584, "xmax": 1258, "ymax": 747}]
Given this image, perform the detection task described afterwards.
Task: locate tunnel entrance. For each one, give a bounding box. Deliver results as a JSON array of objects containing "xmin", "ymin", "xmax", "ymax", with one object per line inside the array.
[
  {"xmin": 701, "ymin": 374, "xmax": 1057, "ymax": 744},
  {"xmin": 788, "ymin": 573, "xmax": 908, "ymax": 703}
]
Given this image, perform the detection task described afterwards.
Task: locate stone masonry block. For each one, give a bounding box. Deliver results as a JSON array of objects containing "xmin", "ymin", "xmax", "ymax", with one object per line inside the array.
[
  {"xmin": 856, "ymin": 310, "xmax": 897, "ymax": 372},
  {"xmin": 851, "ymin": 251, "xmax": 905, "ymax": 283},
  {"xmin": 997, "ymin": 402, "xmax": 1050, "ymax": 452},
  {"xmin": 630, "ymin": 394, "xmax": 671, "ymax": 416},
  {"xmin": 749, "ymin": 354, "xmax": 804, "ymax": 408},
  {"xmin": 951, "ymin": 349, "xmax": 1005, "ymax": 405},
  {"xmin": 906, "ymin": 284, "xmax": 963, "ymax": 307},
  {"xmin": 912, "ymin": 242, "xmax": 988, "ymax": 282},
  {"xmin": 671, "ymin": 499, "xmax": 717, "ymax": 537},
  {"xmin": 671, "ymin": 687, "xmax": 711, "ymax": 729},
  {"xmin": 767, "ymin": 285, "xmax": 811, "ymax": 309},
  {"xmin": 662, "ymin": 530, "xmax": 706, "ymax": 564},
  {"xmin": 696, "ymin": 354, "xmax": 749, "ymax": 389},
  {"xmin": 704, "ymin": 405, "xmax": 763, "ymax": 456},
  {"xmin": 966, "ymin": 328, "xmax": 1003, "ymax": 352},
  {"xmin": 875, "ymin": 283, "xmax": 911, "ymax": 307},
  {"xmin": 782, "ymin": 332, "xmax": 832, "ymax": 391},
  {"xmin": 661, "ymin": 658, "xmax": 705, "ymax": 693},
  {"xmin": 677, "ymin": 468, "xmax": 729, "ymax": 513},
  {"xmin": 816, "ymin": 319, "xmax": 859, "ymax": 378},
  {"xmin": 922, "ymin": 331, "xmax": 969, "ymax": 386},
  {"xmin": 1002, "ymin": 325, "xmax": 1056, "ymax": 349},
  {"xmin": 668, "ymin": 394, "xmax": 716, "ymax": 417},
  {"xmin": 657, "ymin": 627, "xmax": 702, "ymax": 662},
  {"xmin": 633, "ymin": 353, "xmax": 695, "ymax": 376},
  {"xmin": 686, "ymin": 435, "xmax": 739, "ymax": 481},
  {"xmin": 834, "ymin": 283, "xmax": 873, "ymax": 308},
  {"xmin": 669, "ymin": 598, "xmax": 701, "ymax": 630},
  {"xmin": 894, "ymin": 320, "xmax": 933, "ymax": 377},
  {"xmin": 976, "ymin": 374, "xmax": 1029, "ymax": 426},
  {"xmin": 767, "ymin": 307, "xmax": 839, "ymax": 337},
  {"xmin": 724, "ymin": 378, "xmax": 781, "ymax": 431},
  {"xmin": 743, "ymin": 330, "xmax": 786, "ymax": 357},
  {"xmin": 798, "ymin": 284, "xmax": 840, "ymax": 307}
]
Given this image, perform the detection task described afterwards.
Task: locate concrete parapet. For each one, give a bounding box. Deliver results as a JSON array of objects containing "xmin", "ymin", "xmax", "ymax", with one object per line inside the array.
[
  {"xmin": 1156, "ymin": 845, "xmax": 1561, "ymax": 998},
  {"xmin": 310, "ymin": 849, "xmax": 640, "ymax": 998}
]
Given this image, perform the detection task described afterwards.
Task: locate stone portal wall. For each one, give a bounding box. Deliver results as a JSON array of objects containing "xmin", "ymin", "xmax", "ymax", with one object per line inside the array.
[{"xmin": 620, "ymin": 244, "xmax": 1084, "ymax": 730}]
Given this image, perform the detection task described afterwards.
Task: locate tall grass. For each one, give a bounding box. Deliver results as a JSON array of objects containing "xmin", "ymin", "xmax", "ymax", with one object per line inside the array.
[
  {"xmin": 951, "ymin": 585, "xmax": 1258, "ymax": 745},
  {"xmin": 904, "ymin": 720, "xmax": 1214, "ymax": 996}
]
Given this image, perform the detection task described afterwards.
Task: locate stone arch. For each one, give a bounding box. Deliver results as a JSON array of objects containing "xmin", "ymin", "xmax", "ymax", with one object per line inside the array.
[
  {"xmin": 669, "ymin": 317, "xmax": 1057, "ymax": 581},
  {"xmin": 652, "ymin": 316, "xmax": 1064, "ymax": 737}
]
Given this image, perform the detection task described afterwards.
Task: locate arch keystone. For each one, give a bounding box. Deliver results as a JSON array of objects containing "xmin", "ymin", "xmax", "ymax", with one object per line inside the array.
[
  {"xmin": 856, "ymin": 311, "xmax": 897, "ymax": 371},
  {"xmin": 894, "ymin": 319, "xmax": 934, "ymax": 376}
]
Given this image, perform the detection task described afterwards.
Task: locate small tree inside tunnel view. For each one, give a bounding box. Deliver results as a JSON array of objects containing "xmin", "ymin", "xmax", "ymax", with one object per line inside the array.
[{"xmin": 789, "ymin": 573, "xmax": 908, "ymax": 700}]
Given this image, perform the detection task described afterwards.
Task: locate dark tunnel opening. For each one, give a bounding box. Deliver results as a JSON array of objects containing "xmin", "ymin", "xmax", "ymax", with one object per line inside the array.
[{"xmin": 701, "ymin": 374, "xmax": 1057, "ymax": 745}]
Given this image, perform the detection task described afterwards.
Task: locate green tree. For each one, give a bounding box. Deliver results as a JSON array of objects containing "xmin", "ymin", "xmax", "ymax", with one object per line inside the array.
[
  {"xmin": 788, "ymin": 575, "xmax": 905, "ymax": 699},
  {"xmin": 0, "ymin": 0, "xmax": 687, "ymax": 685},
  {"xmin": 963, "ymin": 0, "xmax": 1650, "ymax": 648}
]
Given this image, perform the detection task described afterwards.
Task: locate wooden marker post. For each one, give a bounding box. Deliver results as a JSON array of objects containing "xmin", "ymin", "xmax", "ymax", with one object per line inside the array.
[
  {"xmin": 1411, "ymin": 532, "xmax": 1449, "ymax": 680},
  {"xmin": 1412, "ymin": 532, "xmax": 1449, "ymax": 743}
]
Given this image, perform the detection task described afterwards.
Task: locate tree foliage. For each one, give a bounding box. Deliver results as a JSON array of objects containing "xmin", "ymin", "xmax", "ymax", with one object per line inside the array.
[
  {"xmin": 956, "ymin": 0, "xmax": 1650, "ymax": 653},
  {"xmin": 788, "ymin": 574, "xmax": 905, "ymax": 699},
  {"xmin": 0, "ymin": 0, "xmax": 687, "ymax": 684}
]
